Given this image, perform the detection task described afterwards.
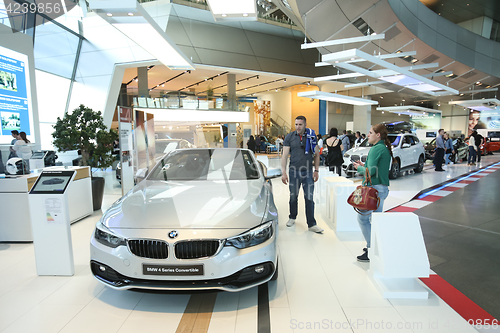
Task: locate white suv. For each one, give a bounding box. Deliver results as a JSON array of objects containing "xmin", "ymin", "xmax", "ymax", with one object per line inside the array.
[{"xmin": 342, "ymin": 133, "xmax": 426, "ymax": 179}]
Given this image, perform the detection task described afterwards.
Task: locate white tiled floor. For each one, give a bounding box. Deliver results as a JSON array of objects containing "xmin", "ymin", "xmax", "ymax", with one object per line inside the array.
[{"xmin": 1, "ymin": 156, "xmax": 499, "ymax": 332}]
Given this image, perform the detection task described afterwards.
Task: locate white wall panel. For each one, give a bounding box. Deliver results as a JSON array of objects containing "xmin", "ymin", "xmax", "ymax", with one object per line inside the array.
[
  {"xmin": 35, "ymin": 70, "xmax": 71, "ymax": 123},
  {"xmin": 259, "ymin": 91, "xmax": 292, "ymax": 126}
]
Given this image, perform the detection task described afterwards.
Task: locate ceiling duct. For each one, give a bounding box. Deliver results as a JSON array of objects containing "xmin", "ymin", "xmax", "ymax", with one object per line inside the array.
[{"xmin": 352, "ymin": 17, "xmax": 375, "ymax": 36}]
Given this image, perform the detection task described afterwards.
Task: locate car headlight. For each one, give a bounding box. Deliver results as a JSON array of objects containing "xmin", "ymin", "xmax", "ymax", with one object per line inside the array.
[
  {"xmin": 225, "ymin": 221, "xmax": 274, "ymax": 249},
  {"xmin": 94, "ymin": 222, "xmax": 126, "ymax": 248}
]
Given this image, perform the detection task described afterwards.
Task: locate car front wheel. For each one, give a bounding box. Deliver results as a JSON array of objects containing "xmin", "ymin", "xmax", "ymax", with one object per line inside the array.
[
  {"xmin": 414, "ymin": 156, "xmax": 424, "ymax": 173},
  {"xmin": 389, "ymin": 160, "xmax": 400, "ymax": 179}
]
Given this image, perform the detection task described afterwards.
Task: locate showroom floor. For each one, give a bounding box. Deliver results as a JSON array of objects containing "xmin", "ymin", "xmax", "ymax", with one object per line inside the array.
[{"xmin": 0, "ymin": 154, "xmax": 499, "ymax": 333}]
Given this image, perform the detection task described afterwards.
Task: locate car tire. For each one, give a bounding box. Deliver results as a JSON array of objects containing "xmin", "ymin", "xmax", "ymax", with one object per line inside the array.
[
  {"xmin": 271, "ymin": 259, "xmax": 279, "ymax": 281},
  {"xmin": 414, "ymin": 156, "xmax": 424, "ymax": 173},
  {"xmin": 389, "ymin": 159, "xmax": 400, "ymax": 179}
]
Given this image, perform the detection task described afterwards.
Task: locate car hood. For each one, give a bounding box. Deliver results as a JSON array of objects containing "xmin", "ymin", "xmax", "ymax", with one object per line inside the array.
[
  {"xmin": 346, "ymin": 146, "xmax": 371, "ymax": 156},
  {"xmin": 103, "ymin": 179, "xmax": 268, "ymax": 230}
]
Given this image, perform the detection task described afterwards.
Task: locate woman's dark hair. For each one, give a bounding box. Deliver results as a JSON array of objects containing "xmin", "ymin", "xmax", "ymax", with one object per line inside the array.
[
  {"xmin": 329, "ymin": 127, "xmax": 338, "ymax": 137},
  {"xmin": 249, "ymin": 135, "xmax": 254, "ymax": 141},
  {"xmin": 371, "ymin": 124, "xmax": 394, "ymax": 163},
  {"xmin": 19, "ymin": 131, "xmax": 30, "ymax": 143}
]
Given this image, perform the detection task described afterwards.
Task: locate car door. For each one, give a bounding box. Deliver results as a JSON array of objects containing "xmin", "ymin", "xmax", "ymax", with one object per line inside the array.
[{"xmin": 400, "ymin": 135, "xmax": 414, "ymax": 167}]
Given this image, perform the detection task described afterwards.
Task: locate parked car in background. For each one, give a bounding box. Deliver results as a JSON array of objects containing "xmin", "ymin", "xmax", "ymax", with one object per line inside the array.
[
  {"xmin": 481, "ymin": 137, "xmax": 500, "ymax": 155},
  {"xmin": 92, "ymin": 148, "xmax": 281, "ymax": 292},
  {"xmin": 258, "ymin": 136, "xmax": 277, "ymax": 153},
  {"xmin": 425, "ymin": 137, "xmax": 469, "ymax": 163},
  {"xmin": 342, "ymin": 133, "xmax": 425, "ymax": 179}
]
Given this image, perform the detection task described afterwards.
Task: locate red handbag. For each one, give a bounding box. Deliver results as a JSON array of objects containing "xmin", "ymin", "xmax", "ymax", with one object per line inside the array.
[{"xmin": 347, "ymin": 169, "xmax": 380, "ymax": 214}]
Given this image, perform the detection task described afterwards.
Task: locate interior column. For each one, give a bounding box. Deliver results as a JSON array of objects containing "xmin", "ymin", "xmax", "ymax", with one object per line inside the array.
[
  {"xmin": 137, "ymin": 67, "xmax": 149, "ymax": 97},
  {"xmin": 227, "ymin": 74, "xmax": 237, "ymax": 148},
  {"xmin": 353, "ymin": 103, "xmax": 372, "ymax": 135}
]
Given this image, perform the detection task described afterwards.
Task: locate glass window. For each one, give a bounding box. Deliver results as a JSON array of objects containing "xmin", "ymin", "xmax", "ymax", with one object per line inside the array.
[
  {"xmin": 404, "ymin": 136, "xmax": 415, "ymax": 145},
  {"xmin": 388, "ymin": 135, "xmax": 401, "ymax": 146},
  {"xmin": 148, "ymin": 149, "xmax": 260, "ymax": 181}
]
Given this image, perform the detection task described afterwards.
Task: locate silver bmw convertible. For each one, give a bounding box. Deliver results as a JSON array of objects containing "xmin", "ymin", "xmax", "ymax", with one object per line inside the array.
[{"xmin": 90, "ymin": 148, "xmax": 281, "ymax": 292}]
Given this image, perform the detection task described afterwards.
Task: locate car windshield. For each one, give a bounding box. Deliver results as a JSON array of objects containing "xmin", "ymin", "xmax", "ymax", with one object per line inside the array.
[
  {"xmin": 387, "ymin": 134, "xmax": 401, "ymax": 146},
  {"xmin": 359, "ymin": 139, "xmax": 373, "ymax": 147},
  {"xmin": 155, "ymin": 140, "xmax": 180, "ymax": 155},
  {"xmin": 148, "ymin": 149, "xmax": 260, "ymax": 181}
]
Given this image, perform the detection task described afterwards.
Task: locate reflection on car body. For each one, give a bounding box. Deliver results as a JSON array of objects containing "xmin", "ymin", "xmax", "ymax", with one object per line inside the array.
[{"xmin": 91, "ymin": 148, "xmax": 281, "ymax": 292}]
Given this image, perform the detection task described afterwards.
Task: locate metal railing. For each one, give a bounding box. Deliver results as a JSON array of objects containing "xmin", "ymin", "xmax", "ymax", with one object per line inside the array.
[{"xmin": 125, "ymin": 92, "xmax": 247, "ymax": 111}]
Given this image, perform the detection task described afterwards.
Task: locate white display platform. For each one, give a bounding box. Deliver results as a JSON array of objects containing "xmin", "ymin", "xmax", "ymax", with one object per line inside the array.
[
  {"xmin": 320, "ymin": 176, "xmax": 361, "ymax": 232},
  {"xmin": 369, "ymin": 212, "xmax": 430, "ymax": 299},
  {"xmin": 0, "ymin": 166, "xmax": 93, "ymax": 242}
]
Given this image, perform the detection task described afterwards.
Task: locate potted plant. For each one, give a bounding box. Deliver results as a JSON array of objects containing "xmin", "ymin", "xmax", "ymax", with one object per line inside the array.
[{"xmin": 52, "ymin": 104, "xmax": 118, "ymax": 211}]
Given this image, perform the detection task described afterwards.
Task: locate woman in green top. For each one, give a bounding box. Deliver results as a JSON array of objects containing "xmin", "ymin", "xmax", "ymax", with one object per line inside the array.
[{"xmin": 352, "ymin": 124, "xmax": 394, "ymax": 262}]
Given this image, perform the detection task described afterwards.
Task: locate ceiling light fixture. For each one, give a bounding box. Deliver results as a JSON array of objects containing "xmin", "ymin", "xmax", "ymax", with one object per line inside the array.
[
  {"xmin": 298, "ymin": 91, "xmax": 379, "ymax": 106},
  {"xmin": 91, "ymin": 1, "xmax": 194, "ymax": 70}
]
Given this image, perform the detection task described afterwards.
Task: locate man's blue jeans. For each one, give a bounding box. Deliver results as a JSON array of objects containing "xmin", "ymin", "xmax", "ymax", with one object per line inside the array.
[
  {"xmin": 357, "ymin": 184, "xmax": 389, "ymax": 248},
  {"xmin": 289, "ymin": 168, "xmax": 316, "ymax": 227}
]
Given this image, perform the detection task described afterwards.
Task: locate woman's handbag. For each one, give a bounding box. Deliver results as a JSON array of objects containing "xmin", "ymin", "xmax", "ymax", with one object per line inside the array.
[{"xmin": 347, "ymin": 170, "xmax": 380, "ymax": 214}]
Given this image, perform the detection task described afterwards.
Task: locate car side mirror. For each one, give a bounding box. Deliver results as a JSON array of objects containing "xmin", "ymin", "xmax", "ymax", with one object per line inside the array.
[
  {"xmin": 135, "ymin": 168, "xmax": 148, "ymax": 183},
  {"xmin": 402, "ymin": 143, "xmax": 411, "ymax": 148},
  {"xmin": 265, "ymin": 168, "xmax": 282, "ymax": 180}
]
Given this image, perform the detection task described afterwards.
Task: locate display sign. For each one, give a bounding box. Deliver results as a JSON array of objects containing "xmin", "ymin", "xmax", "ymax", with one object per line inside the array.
[
  {"xmin": 30, "ymin": 170, "xmax": 74, "ymax": 194},
  {"xmin": 469, "ymin": 109, "xmax": 500, "ymax": 137},
  {"xmin": 0, "ymin": 45, "xmax": 34, "ymax": 144},
  {"xmin": 142, "ymin": 264, "xmax": 204, "ymax": 276}
]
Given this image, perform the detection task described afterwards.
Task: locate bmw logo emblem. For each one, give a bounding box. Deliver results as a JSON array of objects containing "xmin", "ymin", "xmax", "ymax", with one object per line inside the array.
[{"xmin": 168, "ymin": 230, "xmax": 178, "ymax": 239}]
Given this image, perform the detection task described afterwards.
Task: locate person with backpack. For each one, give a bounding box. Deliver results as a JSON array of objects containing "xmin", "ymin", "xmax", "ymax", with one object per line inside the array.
[{"xmin": 339, "ymin": 130, "xmax": 350, "ymax": 156}]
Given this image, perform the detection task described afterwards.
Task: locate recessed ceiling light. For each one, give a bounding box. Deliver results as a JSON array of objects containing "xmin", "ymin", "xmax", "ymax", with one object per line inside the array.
[
  {"xmin": 243, "ymin": 13, "xmax": 248, "ymax": 17},
  {"xmin": 106, "ymin": 13, "xmax": 112, "ymax": 17},
  {"xmin": 127, "ymin": 13, "xmax": 134, "ymax": 16},
  {"xmin": 382, "ymin": 111, "xmax": 384, "ymax": 114},
  {"xmin": 476, "ymin": 81, "xmax": 481, "ymax": 84},
  {"xmin": 380, "ymin": 96, "xmax": 383, "ymax": 99},
  {"xmin": 222, "ymin": 14, "xmax": 227, "ymax": 17},
  {"xmin": 411, "ymin": 58, "xmax": 418, "ymax": 63}
]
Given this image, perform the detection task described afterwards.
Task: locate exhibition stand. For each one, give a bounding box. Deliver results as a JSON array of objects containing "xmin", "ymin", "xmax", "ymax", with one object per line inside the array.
[
  {"xmin": 320, "ymin": 176, "xmax": 360, "ymax": 232},
  {"xmin": 29, "ymin": 170, "xmax": 75, "ymax": 276},
  {"xmin": 0, "ymin": 166, "xmax": 93, "ymax": 242},
  {"xmin": 369, "ymin": 212, "xmax": 430, "ymax": 299}
]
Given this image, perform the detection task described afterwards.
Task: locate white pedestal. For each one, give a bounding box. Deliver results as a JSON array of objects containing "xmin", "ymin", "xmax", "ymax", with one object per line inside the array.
[
  {"xmin": 320, "ymin": 177, "xmax": 360, "ymax": 232},
  {"xmin": 369, "ymin": 212, "xmax": 430, "ymax": 299},
  {"xmin": 332, "ymin": 183, "xmax": 360, "ymax": 231}
]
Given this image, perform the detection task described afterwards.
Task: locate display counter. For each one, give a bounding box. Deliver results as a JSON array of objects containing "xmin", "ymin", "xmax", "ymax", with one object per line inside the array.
[{"xmin": 0, "ymin": 166, "xmax": 93, "ymax": 242}]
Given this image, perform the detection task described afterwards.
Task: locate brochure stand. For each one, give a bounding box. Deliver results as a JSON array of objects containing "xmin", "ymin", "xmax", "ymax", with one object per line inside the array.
[{"xmin": 28, "ymin": 170, "xmax": 76, "ymax": 276}]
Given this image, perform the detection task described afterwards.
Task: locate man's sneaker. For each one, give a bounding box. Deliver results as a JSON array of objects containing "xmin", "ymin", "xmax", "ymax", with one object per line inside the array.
[
  {"xmin": 357, "ymin": 251, "xmax": 369, "ymax": 262},
  {"xmin": 308, "ymin": 225, "xmax": 324, "ymax": 233},
  {"xmin": 286, "ymin": 219, "xmax": 296, "ymax": 227}
]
